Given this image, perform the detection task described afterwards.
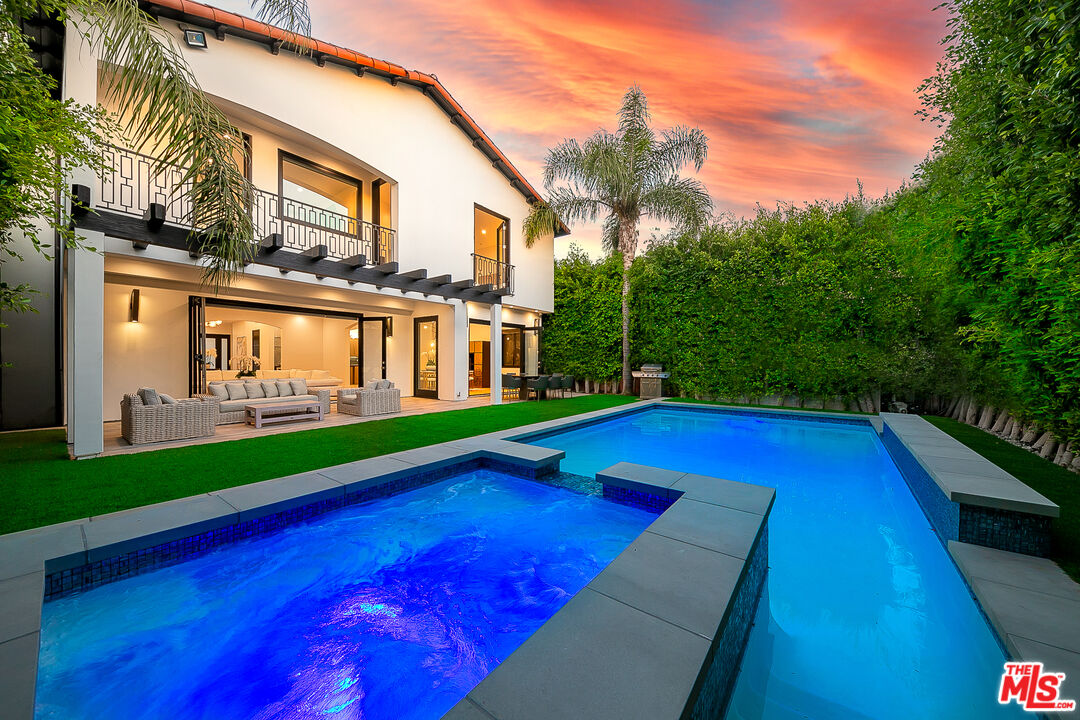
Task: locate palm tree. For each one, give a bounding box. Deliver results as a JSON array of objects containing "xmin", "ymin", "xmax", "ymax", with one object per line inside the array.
[
  {"xmin": 6, "ymin": 0, "xmax": 311, "ymax": 288},
  {"xmin": 523, "ymin": 86, "xmax": 712, "ymax": 394}
]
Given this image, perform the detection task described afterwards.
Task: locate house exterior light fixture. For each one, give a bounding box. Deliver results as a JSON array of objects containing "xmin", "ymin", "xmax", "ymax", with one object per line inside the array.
[
  {"xmin": 128, "ymin": 289, "xmax": 140, "ymax": 323},
  {"xmin": 183, "ymin": 28, "xmax": 208, "ymax": 49}
]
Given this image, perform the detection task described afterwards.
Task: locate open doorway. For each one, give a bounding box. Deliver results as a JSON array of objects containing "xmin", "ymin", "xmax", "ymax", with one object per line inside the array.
[{"xmin": 190, "ymin": 298, "xmax": 363, "ymax": 394}]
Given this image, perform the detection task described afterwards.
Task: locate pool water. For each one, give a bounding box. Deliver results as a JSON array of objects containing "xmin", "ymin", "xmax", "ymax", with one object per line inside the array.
[
  {"xmin": 35, "ymin": 470, "xmax": 656, "ymax": 719},
  {"xmin": 526, "ymin": 407, "xmax": 1024, "ymax": 719}
]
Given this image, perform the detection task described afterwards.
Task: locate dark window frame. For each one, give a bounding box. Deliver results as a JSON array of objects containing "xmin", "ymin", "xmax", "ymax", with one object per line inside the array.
[
  {"xmin": 278, "ymin": 150, "xmax": 364, "ymax": 227},
  {"xmin": 413, "ymin": 316, "xmax": 440, "ymax": 399},
  {"xmin": 474, "ymin": 203, "xmax": 511, "ymax": 264}
]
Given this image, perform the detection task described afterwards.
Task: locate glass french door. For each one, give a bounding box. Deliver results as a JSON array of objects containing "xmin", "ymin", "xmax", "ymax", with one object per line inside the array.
[
  {"xmin": 414, "ymin": 317, "xmax": 438, "ymax": 398},
  {"xmin": 361, "ymin": 318, "xmax": 386, "ymax": 385}
]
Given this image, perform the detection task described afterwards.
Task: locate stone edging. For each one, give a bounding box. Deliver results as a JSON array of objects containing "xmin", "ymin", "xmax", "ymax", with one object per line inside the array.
[
  {"xmin": 949, "ymin": 541, "xmax": 1080, "ymax": 703},
  {"xmin": 880, "ymin": 412, "xmax": 1058, "ymax": 557},
  {"xmin": 445, "ymin": 461, "xmax": 773, "ymax": 720}
]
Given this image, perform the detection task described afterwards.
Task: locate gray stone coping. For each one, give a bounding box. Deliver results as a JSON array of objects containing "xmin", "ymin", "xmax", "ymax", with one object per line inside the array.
[
  {"xmin": 448, "ymin": 462, "xmax": 773, "ymax": 720},
  {"xmin": 949, "ymin": 541, "xmax": 1080, "ymax": 699},
  {"xmin": 881, "ymin": 413, "xmax": 1059, "ymax": 517},
  {"xmin": 0, "ymin": 436, "xmax": 567, "ymax": 720}
]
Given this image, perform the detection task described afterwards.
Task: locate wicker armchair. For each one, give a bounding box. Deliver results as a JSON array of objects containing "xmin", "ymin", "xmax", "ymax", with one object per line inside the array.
[
  {"xmin": 121, "ymin": 394, "xmax": 218, "ymax": 445},
  {"xmin": 338, "ymin": 384, "xmax": 402, "ymax": 417}
]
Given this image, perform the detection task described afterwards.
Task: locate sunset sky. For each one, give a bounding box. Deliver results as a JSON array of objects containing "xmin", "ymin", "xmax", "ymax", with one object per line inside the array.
[{"xmin": 220, "ymin": 0, "xmax": 951, "ymax": 256}]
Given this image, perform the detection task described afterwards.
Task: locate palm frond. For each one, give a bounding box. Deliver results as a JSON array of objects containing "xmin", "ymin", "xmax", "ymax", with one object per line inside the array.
[
  {"xmin": 249, "ymin": 0, "xmax": 312, "ymax": 57},
  {"xmin": 84, "ymin": 0, "xmax": 270, "ymax": 287},
  {"xmin": 639, "ymin": 176, "xmax": 713, "ymax": 231},
  {"xmin": 522, "ymin": 201, "xmax": 560, "ymax": 247},
  {"xmin": 544, "ymin": 138, "xmax": 589, "ymax": 188},
  {"xmin": 601, "ymin": 214, "xmax": 620, "ymax": 254},
  {"xmin": 652, "ymin": 125, "xmax": 709, "ymax": 178},
  {"xmin": 250, "ymin": 0, "xmax": 311, "ymax": 37},
  {"xmin": 617, "ymin": 84, "xmax": 651, "ymax": 142}
]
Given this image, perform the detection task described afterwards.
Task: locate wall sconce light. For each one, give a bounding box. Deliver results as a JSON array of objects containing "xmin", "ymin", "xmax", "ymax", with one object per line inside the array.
[
  {"xmin": 129, "ymin": 289, "xmax": 140, "ymax": 323},
  {"xmin": 183, "ymin": 28, "xmax": 208, "ymax": 49},
  {"xmin": 349, "ymin": 328, "xmax": 359, "ymax": 340},
  {"xmin": 386, "ymin": 317, "xmax": 393, "ymax": 337}
]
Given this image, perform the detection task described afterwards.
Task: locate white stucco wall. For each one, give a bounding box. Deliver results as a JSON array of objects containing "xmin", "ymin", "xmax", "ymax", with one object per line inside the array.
[{"xmin": 134, "ymin": 18, "xmax": 556, "ymax": 313}]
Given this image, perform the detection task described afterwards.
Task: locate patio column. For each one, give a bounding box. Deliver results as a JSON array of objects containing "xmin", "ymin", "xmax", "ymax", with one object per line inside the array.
[
  {"xmin": 66, "ymin": 231, "xmax": 105, "ymax": 458},
  {"xmin": 452, "ymin": 300, "xmax": 469, "ymax": 401},
  {"xmin": 489, "ymin": 304, "xmax": 502, "ymax": 405}
]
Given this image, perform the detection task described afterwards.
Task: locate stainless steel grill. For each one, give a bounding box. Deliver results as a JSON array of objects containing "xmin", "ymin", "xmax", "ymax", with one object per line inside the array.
[{"xmin": 631, "ymin": 363, "xmax": 670, "ymax": 399}]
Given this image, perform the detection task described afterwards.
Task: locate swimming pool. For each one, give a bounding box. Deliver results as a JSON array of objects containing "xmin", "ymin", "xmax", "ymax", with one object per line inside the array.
[
  {"xmin": 524, "ymin": 406, "xmax": 1024, "ymax": 719},
  {"xmin": 34, "ymin": 469, "xmax": 657, "ymax": 719}
]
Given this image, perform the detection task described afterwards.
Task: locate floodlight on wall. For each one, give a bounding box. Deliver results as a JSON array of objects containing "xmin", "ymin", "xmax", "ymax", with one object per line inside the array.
[
  {"xmin": 183, "ymin": 28, "xmax": 208, "ymax": 48},
  {"xmin": 129, "ymin": 289, "xmax": 140, "ymax": 323}
]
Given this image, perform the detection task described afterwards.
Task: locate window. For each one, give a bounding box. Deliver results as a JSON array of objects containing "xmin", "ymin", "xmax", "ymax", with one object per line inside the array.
[
  {"xmin": 474, "ymin": 205, "xmax": 509, "ymax": 263},
  {"xmin": 279, "ymin": 151, "xmax": 361, "ymax": 230}
]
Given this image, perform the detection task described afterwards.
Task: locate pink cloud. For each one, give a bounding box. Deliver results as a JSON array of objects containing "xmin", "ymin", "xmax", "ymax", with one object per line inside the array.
[{"xmin": 214, "ymin": 0, "xmax": 950, "ymax": 257}]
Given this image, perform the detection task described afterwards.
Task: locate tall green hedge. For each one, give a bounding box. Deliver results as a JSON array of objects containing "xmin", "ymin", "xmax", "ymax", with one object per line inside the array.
[{"xmin": 546, "ymin": 198, "xmax": 972, "ymax": 404}]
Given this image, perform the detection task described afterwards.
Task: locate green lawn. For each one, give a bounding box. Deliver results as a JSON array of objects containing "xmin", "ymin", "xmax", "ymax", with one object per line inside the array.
[
  {"xmin": 0, "ymin": 395, "xmax": 638, "ymax": 536},
  {"xmin": 925, "ymin": 415, "xmax": 1080, "ymax": 582}
]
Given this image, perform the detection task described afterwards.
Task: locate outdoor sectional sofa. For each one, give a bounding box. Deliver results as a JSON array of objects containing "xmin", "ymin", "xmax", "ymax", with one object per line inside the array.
[{"xmin": 205, "ymin": 379, "xmax": 331, "ymax": 425}]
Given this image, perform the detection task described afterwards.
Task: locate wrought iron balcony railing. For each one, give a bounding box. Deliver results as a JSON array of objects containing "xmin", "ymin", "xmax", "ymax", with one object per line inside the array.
[
  {"xmin": 473, "ymin": 253, "xmax": 514, "ymax": 294},
  {"xmin": 96, "ymin": 145, "xmax": 396, "ymax": 265}
]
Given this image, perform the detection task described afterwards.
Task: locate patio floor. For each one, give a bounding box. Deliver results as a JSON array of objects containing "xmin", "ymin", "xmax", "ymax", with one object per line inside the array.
[{"xmin": 102, "ymin": 394, "xmax": 512, "ymax": 456}]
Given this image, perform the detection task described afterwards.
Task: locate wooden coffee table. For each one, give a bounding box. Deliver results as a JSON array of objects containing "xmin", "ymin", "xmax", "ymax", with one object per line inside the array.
[{"xmin": 245, "ymin": 400, "xmax": 323, "ymax": 429}]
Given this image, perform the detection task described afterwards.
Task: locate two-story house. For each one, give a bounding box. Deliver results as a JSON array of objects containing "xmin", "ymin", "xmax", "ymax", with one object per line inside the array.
[{"xmin": 1, "ymin": 0, "xmax": 564, "ymax": 457}]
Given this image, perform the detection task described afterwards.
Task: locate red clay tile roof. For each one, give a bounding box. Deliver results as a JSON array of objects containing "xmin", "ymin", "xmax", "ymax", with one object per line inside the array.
[{"xmin": 145, "ymin": 0, "xmax": 567, "ymax": 235}]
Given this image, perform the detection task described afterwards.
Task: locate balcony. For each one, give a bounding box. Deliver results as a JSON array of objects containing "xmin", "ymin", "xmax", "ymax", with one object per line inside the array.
[
  {"xmin": 472, "ymin": 253, "xmax": 514, "ymax": 294},
  {"xmin": 96, "ymin": 145, "xmax": 395, "ymax": 265}
]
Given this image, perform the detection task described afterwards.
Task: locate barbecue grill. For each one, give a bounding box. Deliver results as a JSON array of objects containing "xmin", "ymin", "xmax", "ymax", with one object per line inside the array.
[{"xmin": 631, "ymin": 363, "xmax": 670, "ymax": 399}]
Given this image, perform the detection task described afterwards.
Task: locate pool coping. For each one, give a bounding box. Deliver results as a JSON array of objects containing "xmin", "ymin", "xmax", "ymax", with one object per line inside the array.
[
  {"xmin": 948, "ymin": 541, "xmax": 1080, "ymax": 705},
  {"xmin": 444, "ymin": 461, "xmax": 774, "ymax": 720},
  {"xmin": 880, "ymin": 412, "xmax": 1058, "ymax": 558}
]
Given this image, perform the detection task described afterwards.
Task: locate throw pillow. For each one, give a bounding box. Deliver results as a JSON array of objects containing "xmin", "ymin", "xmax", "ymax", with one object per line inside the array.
[
  {"xmin": 138, "ymin": 387, "xmax": 162, "ymax": 406},
  {"xmin": 159, "ymin": 393, "xmax": 177, "ymax": 404},
  {"xmin": 261, "ymin": 381, "xmax": 280, "ymax": 398},
  {"xmin": 293, "ymin": 370, "xmax": 312, "ymax": 379},
  {"xmin": 289, "ymin": 378, "xmax": 307, "ymax": 396},
  {"xmin": 376, "ymin": 379, "xmax": 391, "ymax": 390},
  {"xmin": 244, "ymin": 382, "xmax": 265, "ymax": 399},
  {"xmin": 208, "ymin": 384, "xmax": 229, "ymax": 400},
  {"xmin": 126, "ymin": 393, "xmax": 144, "ymax": 406},
  {"xmin": 276, "ymin": 380, "xmax": 294, "ymax": 397},
  {"xmin": 225, "ymin": 382, "xmax": 248, "ymax": 400},
  {"xmin": 311, "ymin": 370, "xmax": 330, "ymax": 379},
  {"xmin": 364, "ymin": 380, "xmax": 379, "ymax": 391}
]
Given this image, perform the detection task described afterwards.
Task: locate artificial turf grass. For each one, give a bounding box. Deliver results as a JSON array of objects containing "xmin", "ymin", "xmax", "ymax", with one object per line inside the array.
[
  {"xmin": 0, "ymin": 394, "xmax": 639, "ymax": 536},
  {"xmin": 924, "ymin": 415, "xmax": 1080, "ymax": 583}
]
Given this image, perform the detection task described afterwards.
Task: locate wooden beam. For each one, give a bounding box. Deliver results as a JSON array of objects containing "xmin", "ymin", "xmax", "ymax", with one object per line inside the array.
[
  {"xmin": 399, "ymin": 268, "xmax": 427, "ymax": 280},
  {"xmin": 143, "ymin": 202, "xmax": 166, "ymax": 231},
  {"xmin": 260, "ymin": 233, "xmax": 283, "ymax": 252},
  {"xmin": 343, "ymin": 253, "xmax": 366, "ymax": 268},
  {"xmin": 300, "ymin": 244, "xmax": 328, "ymax": 260},
  {"xmin": 75, "ymin": 210, "xmax": 507, "ymax": 304}
]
